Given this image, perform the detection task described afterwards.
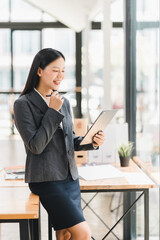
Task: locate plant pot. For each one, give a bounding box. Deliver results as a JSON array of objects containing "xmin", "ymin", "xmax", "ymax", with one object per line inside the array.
[{"xmin": 119, "ymin": 156, "xmax": 130, "ymax": 167}]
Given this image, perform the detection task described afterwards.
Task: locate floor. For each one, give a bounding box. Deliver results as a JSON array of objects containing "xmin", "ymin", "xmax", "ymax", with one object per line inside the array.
[{"xmin": 0, "ymin": 136, "xmax": 159, "ymax": 240}]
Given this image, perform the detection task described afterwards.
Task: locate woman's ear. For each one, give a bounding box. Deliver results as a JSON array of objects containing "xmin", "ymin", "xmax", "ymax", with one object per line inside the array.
[{"xmin": 37, "ymin": 67, "xmax": 42, "ymax": 77}]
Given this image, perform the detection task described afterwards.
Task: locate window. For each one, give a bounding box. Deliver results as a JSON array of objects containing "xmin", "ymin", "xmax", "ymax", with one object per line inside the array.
[
  {"xmin": 136, "ymin": 0, "xmax": 159, "ymax": 238},
  {"xmin": 0, "ymin": 29, "xmax": 11, "ymax": 91},
  {"xmin": 13, "ymin": 30, "xmax": 41, "ymax": 91},
  {"xmin": 11, "ymin": 0, "xmax": 42, "ymax": 22}
]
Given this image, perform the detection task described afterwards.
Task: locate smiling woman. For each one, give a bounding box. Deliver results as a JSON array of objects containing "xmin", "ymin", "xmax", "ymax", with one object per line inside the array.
[
  {"xmin": 20, "ymin": 48, "xmax": 65, "ymax": 96},
  {"xmin": 37, "ymin": 58, "xmax": 65, "ymax": 92},
  {"xmin": 13, "ymin": 48, "xmax": 105, "ymax": 240}
]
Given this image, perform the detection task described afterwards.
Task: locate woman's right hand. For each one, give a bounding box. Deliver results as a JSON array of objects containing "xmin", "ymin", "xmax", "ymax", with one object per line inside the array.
[{"xmin": 48, "ymin": 91, "xmax": 64, "ymax": 111}]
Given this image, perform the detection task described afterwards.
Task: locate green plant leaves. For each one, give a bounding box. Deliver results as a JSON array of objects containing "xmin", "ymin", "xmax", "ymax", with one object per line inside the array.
[{"xmin": 118, "ymin": 142, "xmax": 134, "ymax": 157}]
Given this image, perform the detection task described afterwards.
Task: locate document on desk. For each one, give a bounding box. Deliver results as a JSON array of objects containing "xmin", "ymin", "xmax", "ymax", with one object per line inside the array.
[
  {"xmin": 123, "ymin": 173, "xmax": 154, "ymax": 185},
  {"xmin": 78, "ymin": 164, "xmax": 123, "ymax": 180},
  {"xmin": 5, "ymin": 173, "xmax": 24, "ymax": 180}
]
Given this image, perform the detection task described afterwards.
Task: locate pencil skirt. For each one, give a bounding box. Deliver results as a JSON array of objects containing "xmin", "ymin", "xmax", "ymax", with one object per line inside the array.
[{"xmin": 29, "ymin": 175, "xmax": 85, "ymax": 231}]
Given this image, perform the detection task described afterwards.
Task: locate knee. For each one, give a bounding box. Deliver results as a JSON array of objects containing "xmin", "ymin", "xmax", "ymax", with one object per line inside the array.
[
  {"xmin": 78, "ymin": 228, "xmax": 91, "ymax": 240},
  {"xmin": 56, "ymin": 230, "xmax": 71, "ymax": 240},
  {"xmin": 64, "ymin": 231, "xmax": 71, "ymax": 240},
  {"xmin": 67, "ymin": 222, "xmax": 91, "ymax": 240}
]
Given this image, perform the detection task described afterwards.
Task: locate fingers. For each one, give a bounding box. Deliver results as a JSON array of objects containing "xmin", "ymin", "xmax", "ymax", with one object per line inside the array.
[
  {"xmin": 49, "ymin": 91, "xmax": 64, "ymax": 111},
  {"xmin": 51, "ymin": 91, "xmax": 63, "ymax": 100},
  {"xmin": 51, "ymin": 91, "xmax": 58, "ymax": 96},
  {"xmin": 97, "ymin": 130, "xmax": 105, "ymax": 135},
  {"xmin": 93, "ymin": 136, "xmax": 104, "ymax": 145},
  {"xmin": 94, "ymin": 131, "xmax": 105, "ymax": 139},
  {"xmin": 58, "ymin": 95, "xmax": 63, "ymax": 100},
  {"xmin": 93, "ymin": 131, "xmax": 105, "ymax": 146}
]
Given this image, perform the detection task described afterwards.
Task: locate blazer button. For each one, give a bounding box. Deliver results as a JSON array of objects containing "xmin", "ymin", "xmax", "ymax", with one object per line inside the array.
[{"xmin": 68, "ymin": 150, "xmax": 73, "ymax": 155}]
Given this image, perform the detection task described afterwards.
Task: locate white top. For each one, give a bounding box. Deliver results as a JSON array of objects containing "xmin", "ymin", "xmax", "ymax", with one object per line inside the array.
[
  {"xmin": 34, "ymin": 88, "xmax": 48, "ymax": 104},
  {"xmin": 34, "ymin": 88, "xmax": 63, "ymax": 129}
]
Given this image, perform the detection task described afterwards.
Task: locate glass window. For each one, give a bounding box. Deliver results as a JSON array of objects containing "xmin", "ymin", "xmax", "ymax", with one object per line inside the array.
[
  {"xmin": 111, "ymin": 28, "xmax": 124, "ymax": 123},
  {"xmin": 136, "ymin": 29, "xmax": 159, "ymax": 163},
  {"xmin": 11, "ymin": 0, "xmax": 42, "ymax": 22},
  {"xmin": 82, "ymin": 28, "xmax": 124, "ymax": 123},
  {"xmin": 0, "ymin": 0, "xmax": 9, "ymax": 22},
  {"xmin": 0, "ymin": 29, "xmax": 11, "ymax": 91},
  {"xmin": 93, "ymin": 0, "xmax": 124, "ymax": 22},
  {"xmin": 42, "ymin": 28, "xmax": 75, "ymax": 94},
  {"xmin": 13, "ymin": 30, "xmax": 41, "ymax": 91},
  {"xmin": 137, "ymin": 0, "xmax": 159, "ymax": 21},
  {"xmin": 136, "ymin": 1, "xmax": 159, "ymax": 239},
  {"xmin": 111, "ymin": 0, "xmax": 123, "ymax": 22},
  {"xmin": 0, "ymin": 94, "xmax": 11, "ymax": 136},
  {"xmin": 82, "ymin": 29, "xmax": 104, "ymax": 121}
]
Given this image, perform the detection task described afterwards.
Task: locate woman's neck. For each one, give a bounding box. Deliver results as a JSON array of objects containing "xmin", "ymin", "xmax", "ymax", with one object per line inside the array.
[{"xmin": 36, "ymin": 86, "xmax": 52, "ymax": 98}]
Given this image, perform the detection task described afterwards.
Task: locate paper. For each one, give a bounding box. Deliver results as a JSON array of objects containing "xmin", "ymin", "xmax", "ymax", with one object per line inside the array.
[
  {"xmin": 123, "ymin": 173, "xmax": 154, "ymax": 185},
  {"xmin": 5, "ymin": 173, "xmax": 25, "ymax": 180},
  {"xmin": 78, "ymin": 164, "xmax": 123, "ymax": 180}
]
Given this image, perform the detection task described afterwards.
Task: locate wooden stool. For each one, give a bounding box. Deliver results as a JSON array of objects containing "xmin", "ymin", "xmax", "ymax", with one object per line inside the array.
[{"xmin": 0, "ymin": 187, "xmax": 40, "ymax": 240}]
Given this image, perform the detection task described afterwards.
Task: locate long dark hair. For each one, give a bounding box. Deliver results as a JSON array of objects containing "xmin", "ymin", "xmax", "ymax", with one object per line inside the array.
[{"xmin": 20, "ymin": 48, "xmax": 65, "ymax": 96}]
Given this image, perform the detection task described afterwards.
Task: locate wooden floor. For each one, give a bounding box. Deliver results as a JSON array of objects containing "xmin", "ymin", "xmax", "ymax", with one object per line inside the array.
[{"xmin": 0, "ymin": 136, "xmax": 159, "ymax": 240}]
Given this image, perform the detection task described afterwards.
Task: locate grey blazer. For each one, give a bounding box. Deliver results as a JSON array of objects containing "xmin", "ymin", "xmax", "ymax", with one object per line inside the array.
[{"xmin": 14, "ymin": 90, "xmax": 97, "ymax": 183}]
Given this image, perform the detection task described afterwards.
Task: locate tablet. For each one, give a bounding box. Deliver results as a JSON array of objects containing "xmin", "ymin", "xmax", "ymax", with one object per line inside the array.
[{"xmin": 80, "ymin": 109, "xmax": 118, "ymax": 145}]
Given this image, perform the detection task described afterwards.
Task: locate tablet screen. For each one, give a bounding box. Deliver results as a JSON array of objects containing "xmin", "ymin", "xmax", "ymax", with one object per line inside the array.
[{"xmin": 80, "ymin": 109, "xmax": 118, "ymax": 145}]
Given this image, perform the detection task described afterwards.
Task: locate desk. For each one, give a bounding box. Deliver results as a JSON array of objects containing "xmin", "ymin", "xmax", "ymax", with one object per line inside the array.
[
  {"xmin": 79, "ymin": 161, "xmax": 154, "ymax": 240},
  {"xmin": 1, "ymin": 162, "xmax": 154, "ymax": 240},
  {"xmin": 133, "ymin": 156, "xmax": 160, "ymax": 186},
  {"xmin": 0, "ymin": 179, "xmax": 40, "ymax": 240},
  {"xmin": 0, "ymin": 168, "xmax": 27, "ymax": 187}
]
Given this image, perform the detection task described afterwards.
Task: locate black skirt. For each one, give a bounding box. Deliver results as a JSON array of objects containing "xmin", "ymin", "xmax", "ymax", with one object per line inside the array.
[{"xmin": 29, "ymin": 173, "xmax": 85, "ymax": 231}]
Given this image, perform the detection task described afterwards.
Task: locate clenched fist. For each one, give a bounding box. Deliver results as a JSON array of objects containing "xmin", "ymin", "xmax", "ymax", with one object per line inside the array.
[{"xmin": 49, "ymin": 91, "xmax": 64, "ymax": 111}]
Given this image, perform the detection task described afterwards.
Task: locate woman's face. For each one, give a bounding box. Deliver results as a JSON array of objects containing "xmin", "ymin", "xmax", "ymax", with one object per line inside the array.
[{"xmin": 37, "ymin": 57, "xmax": 65, "ymax": 91}]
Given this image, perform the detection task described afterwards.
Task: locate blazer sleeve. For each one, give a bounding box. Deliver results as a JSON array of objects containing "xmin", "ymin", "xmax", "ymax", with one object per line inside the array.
[
  {"xmin": 66, "ymin": 99, "xmax": 99, "ymax": 151},
  {"xmin": 14, "ymin": 98, "xmax": 64, "ymax": 155}
]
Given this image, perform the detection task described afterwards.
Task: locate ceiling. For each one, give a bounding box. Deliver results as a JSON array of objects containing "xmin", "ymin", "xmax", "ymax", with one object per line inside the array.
[{"xmin": 25, "ymin": 0, "xmax": 103, "ymax": 32}]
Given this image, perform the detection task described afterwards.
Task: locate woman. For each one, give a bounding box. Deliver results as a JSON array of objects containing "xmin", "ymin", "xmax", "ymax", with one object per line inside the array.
[{"xmin": 14, "ymin": 48, "xmax": 105, "ymax": 240}]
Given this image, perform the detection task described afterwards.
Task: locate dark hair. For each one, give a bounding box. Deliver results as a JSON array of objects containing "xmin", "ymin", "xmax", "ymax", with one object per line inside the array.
[{"xmin": 20, "ymin": 48, "xmax": 65, "ymax": 96}]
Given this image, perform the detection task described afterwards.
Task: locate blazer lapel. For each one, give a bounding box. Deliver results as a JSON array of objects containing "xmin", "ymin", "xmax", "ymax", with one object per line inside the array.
[
  {"xmin": 26, "ymin": 89, "xmax": 48, "ymax": 114},
  {"xmin": 60, "ymin": 101, "xmax": 68, "ymax": 136},
  {"xmin": 26, "ymin": 89, "xmax": 68, "ymax": 135}
]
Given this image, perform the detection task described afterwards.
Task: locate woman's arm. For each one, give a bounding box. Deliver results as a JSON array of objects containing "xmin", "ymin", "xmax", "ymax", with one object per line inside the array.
[
  {"xmin": 73, "ymin": 129, "xmax": 106, "ymax": 150},
  {"xmin": 14, "ymin": 98, "xmax": 64, "ymax": 154},
  {"xmin": 65, "ymin": 99, "xmax": 99, "ymax": 151}
]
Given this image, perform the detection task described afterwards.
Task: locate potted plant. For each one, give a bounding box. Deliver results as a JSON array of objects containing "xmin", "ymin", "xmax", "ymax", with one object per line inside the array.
[{"xmin": 118, "ymin": 142, "xmax": 134, "ymax": 167}]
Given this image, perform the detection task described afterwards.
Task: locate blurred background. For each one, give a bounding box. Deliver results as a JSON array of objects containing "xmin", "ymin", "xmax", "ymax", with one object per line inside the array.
[{"xmin": 0, "ymin": 0, "xmax": 159, "ymax": 239}]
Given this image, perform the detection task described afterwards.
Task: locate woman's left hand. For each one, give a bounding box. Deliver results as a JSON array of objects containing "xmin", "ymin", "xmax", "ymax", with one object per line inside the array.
[{"xmin": 92, "ymin": 131, "xmax": 105, "ymax": 147}]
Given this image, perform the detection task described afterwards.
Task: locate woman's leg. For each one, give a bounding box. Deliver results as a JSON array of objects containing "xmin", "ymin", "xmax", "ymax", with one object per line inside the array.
[
  {"xmin": 56, "ymin": 229, "xmax": 71, "ymax": 240},
  {"xmin": 67, "ymin": 221, "xmax": 91, "ymax": 240}
]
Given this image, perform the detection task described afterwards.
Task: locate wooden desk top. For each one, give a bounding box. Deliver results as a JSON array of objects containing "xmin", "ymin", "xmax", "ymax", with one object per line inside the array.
[
  {"xmin": 0, "ymin": 169, "xmax": 27, "ymax": 187},
  {"xmin": 0, "ymin": 187, "xmax": 39, "ymax": 219},
  {"xmin": 80, "ymin": 161, "xmax": 155, "ymax": 191},
  {"xmin": 132, "ymin": 156, "xmax": 160, "ymax": 186},
  {"xmin": 0, "ymin": 161, "xmax": 155, "ymax": 190}
]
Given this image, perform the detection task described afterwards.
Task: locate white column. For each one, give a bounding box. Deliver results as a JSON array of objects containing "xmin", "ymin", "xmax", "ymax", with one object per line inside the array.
[
  {"xmin": 102, "ymin": 0, "xmax": 112, "ymax": 109},
  {"xmin": 83, "ymin": 15, "xmax": 91, "ymax": 121}
]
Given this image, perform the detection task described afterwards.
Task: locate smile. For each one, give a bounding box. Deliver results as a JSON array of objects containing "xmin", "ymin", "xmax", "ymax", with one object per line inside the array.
[{"xmin": 53, "ymin": 81, "xmax": 61, "ymax": 85}]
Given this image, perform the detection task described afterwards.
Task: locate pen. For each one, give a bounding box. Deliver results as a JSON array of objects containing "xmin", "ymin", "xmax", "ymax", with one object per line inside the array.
[{"xmin": 46, "ymin": 90, "xmax": 57, "ymax": 97}]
